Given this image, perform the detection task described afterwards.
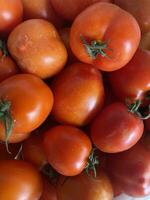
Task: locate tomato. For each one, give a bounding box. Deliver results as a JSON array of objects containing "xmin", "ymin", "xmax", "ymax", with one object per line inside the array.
[
  {"xmin": 43, "ymin": 125, "xmax": 92, "ymax": 176},
  {"xmin": 59, "ymin": 28, "xmax": 77, "ymax": 64},
  {"xmin": 106, "ymin": 140, "xmax": 150, "ymax": 197},
  {"xmin": 51, "ymin": 0, "xmax": 112, "ymax": 21},
  {"xmin": 70, "ymin": 3, "xmax": 141, "ymax": 72},
  {"xmin": 22, "ymin": 0, "xmax": 64, "ymax": 28},
  {"xmin": 140, "ymin": 32, "xmax": 150, "ymax": 51},
  {"xmin": 51, "ymin": 63, "xmax": 104, "ymax": 126},
  {"xmin": 57, "ymin": 170, "xmax": 113, "ymax": 200},
  {"xmin": 0, "ymin": 74, "xmax": 53, "ymax": 143},
  {"xmin": 40, "ymin": 177, "xmax": 57, "ymax": 200},
  {"xmin": 8, "ymin": 19, "xmax": 68, "ymax": 79},
  {"xmin": 114, "ymin": 0, "xmax": 150, "ymax": 34},
  {"xmin": 145, "ymin": 118, "xmax": 150, "ymax": 131},
  {"xmin": 0, "ymin": 0, "xmax": 23, "ymax": 37},
  {"xmin": 0, "ymin": 160, "xmax": 43, "ymax": 200},
  {"xmin": 91, "ymin": 102, "xmax": 144, "ymax": 153},
  {"xmin": 109, "ymin": 49, "xmax": 150, "ymax": 102}
]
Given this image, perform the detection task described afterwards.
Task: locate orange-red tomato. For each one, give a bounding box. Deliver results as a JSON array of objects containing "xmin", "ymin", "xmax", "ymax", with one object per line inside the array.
[
  {"xmin": 0, "ymin": 74, "xmax": 53, "ymax": 143},
  {"xmin": 91, "ymin": 102, "xmax": 144, "ymax": 153},
  {"xmin": 57, "ymin": 170, "xmax": 113, "ymax": 200},
  {"xmin": 43, "ymin": 125, "xmax": 92, "ymax": 176},
  {"xmin": 114, "ymin": 0, "xmax": 150, "ymax": 34},
  {"xmin": 109, "ymin": 49, "xmax": 150, "ymax": 102},
  {"xmin": 40, "ymin": 177, "xmax": 57, "ymax": 200},
  {"xmin": 140, "ymin": 32, "xmax": 150, "ymax": 51},
  {"xmin": 51, "ymin": 63, "xmax": 104, "ymax": 126},
  {"xmin": 0, "ymin": 160, "xmax": 43, "ymax": 200},
  {"xmin": 22, "ymin": 0, "xmax": 64, "ymax": 28},
  {"xmin": 70, "ymin": 3, "xmax": 141, "ymax": 72},
  {"xmin": 0, "ymin": 0, "xmax": 23, "ymax": 37},
  {"xmin": 51, "ymin": 0, "xmax": 112, "ymax": 21},
  {"xmin": 8, "ymin": 19, "xmax": 68, "ymax": 79}
]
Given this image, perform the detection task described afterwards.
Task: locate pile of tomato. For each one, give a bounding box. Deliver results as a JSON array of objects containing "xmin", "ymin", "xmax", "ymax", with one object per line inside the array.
[{"xmin": 0, "ymin": 0, "xmax": 150, "ymax": 200}]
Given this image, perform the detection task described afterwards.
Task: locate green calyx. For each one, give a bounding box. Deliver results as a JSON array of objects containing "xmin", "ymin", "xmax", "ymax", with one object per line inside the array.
[
  {"xmin": 0, "ymin": 40, "xmax": 9, "ymax": 57},
  {"xmin": 0, "ymin": 100, "xmax": 13, "ymax": 153},
  {"xmin": 80, "ymin": 35, "xmax": 110, "ymax": 59}
]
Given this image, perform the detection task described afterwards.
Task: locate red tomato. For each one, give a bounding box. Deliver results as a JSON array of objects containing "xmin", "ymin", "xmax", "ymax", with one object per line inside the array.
[
  {"xmin": 106, "ymin": 140, "xmax": 150, "ymax": 197},
  {"xmin": 140, "ymin": 32, "xmax": 150, "ymax": 51},
  {"xmin": 8, "ymin": 19, "xmax": 68, "ymax": 79},
  {"xmin": 0, "ymin": 160, "xmax": 43, "ymax": 200},
  {"xmin": 91, "ymin": 102, "xmax": 144, "ymax": 153},
  {"xmin": 70, "ymin": 3, "xmax": 141, "ymax": 71},
  {"xmin": 109, "ymin": 49, "xmax": 150, "ymax": 102},
  {"xmin": 51, "ymin": 63, "xmax": 104, "ymax": 126},
  {"xmin": 57, "ymin": 170, "xmax": 113, "ymax": 200},
  {"xmin": 0, "ymin": 74, "xmax": 53, "ymax": 143},
  {"xmin": 145, "ymin": 118, "xmax": 150, "ymax": 131},
  {"xmin": 51, "ymin": 0, "xmax": 112, "ymax": 21},
  {"xmin": 0, "ymin": 0, "xmax": 23, "ymax": 37},
  {"xmin": 43, "ymin": 125, "xmax": 92, "ymax": 176},
  {"xmin": 22, "ymin": 0, "xmax": 64, "ymax": 28},
  {"xmin": 114, "ymin": 0, "xmax": 150, "ymax": 34},
  {"xmin": 40, "ymin": 177, "xmax": 57, "ymax": 200}
]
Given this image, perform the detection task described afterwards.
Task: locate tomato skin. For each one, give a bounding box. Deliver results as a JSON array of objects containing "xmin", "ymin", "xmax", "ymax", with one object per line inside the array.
[
  {"xmin": 51, "ymin": 63, "xmax": 104, "ymax": 126},
  {"xmin": 0, "ymin": 74, "xmax": 53, "ymax": 143},
  {"xmin": 114, "ymin": 0, "xmax": 150, "ymax": 34},
  {"xmin": 106, "ymin": 141, "xmax": 150, "ymax": 197},
  {"xmin": 43, "ymin": 125, "xmax": 92, "ymax": 176},
  {"xmin": 70, "ymin": 3, "xmax": 141, "ymax": 72},
  {"xmin": 91, "ymin": 102, "xmax": 144, "ymax": 153},
  {"xmin": 140, "ymin": 32, "xmax": 150, "ymax": 51},
  {"xmin": 22, "ymin": 0, "xmax": 64, "ymax": 28},
  {"xmin": 145, "ymin": 118, "xmax": 150, "ymax": 131},
  {"xmin": 57, "ymin": 170, "xmax": 113, "ymax": 200},
  {"xmin": 109, "ymin": 49, "xmax": 150, "ymax": 102},
  {"xmin": 0, "ymin": 160, "xmax": 43, "ymax": 200},
  {"xmin": 0, "ymin": 0, "xmax": 23, "ymax": 37},
  {"xmin": 8, "ymin": 19, "xmax": 67, "ymax": 79},
  {"xmin": 51, "ymin": 0, "xmax": 112, "ymax": 21}
]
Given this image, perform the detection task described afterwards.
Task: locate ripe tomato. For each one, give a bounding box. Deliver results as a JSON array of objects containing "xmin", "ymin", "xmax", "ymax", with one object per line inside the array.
[
  {"xmin": 22, "ymin": 0, "xmax": 64, "ymax": 28},
  {"xmin": 0, "ymin": 74, "xmax": 53, "ymax": 143},
  {"xmin": 70, "ymin": 3, "xmax": 141, "ymax": 72},
  {"xmin": 51, "ymin": 63, "xmax": 104, "ymax": 126},
  {"xmin": 40, "ymin": 176, "xmax": 57, "ymax": 200},
  {"xmin": 57, "ymin": 170, "xmax": 113, "ymax": 200},
  {"xmin": 145, "ymin": 118, "xmax": 150, "ymax": 131},
  {"xmin": 43, "ymin": 125, "xmax": 92, "ymax": 176},
  {"xmin": 140, "ymin": 32, "xmax": 150, "ymax": 51},
  {"xmin": 109, "ymin": 49, "xmax": 150, "ymax": 102},
  {"xmin": 106, "ymin": 140, "xmax": 150, "ymax": 197},
  {"xmin": 91, "ymin": 102, "xmax": 144, "ymax": 153},
  {"xmin": 51, "ymin": 0, "xmax": 112, "ymax": 21},
  {"xmin": 0, "ymin": 0, "xmax": 23, "ymax": 37},
  {"xmin": 0, "ymin": 160, "xmax": 43, "ymax": 200},
  {"xmin": 8, "ymin": 19, "xmax": 68, "ymax": 79},
  {"xmin": 114, "ymin": 0, "xmax": 150, "ymax": 34}
]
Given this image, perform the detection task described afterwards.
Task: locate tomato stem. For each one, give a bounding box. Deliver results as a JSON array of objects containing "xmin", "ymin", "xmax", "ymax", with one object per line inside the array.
[
  {"xmin": 0, "ymin": 40, "xmax": 9, "ymax": 57},
  {"xmin": 80, "ymin": 35, "xmax": 110, "ymax": 59}
]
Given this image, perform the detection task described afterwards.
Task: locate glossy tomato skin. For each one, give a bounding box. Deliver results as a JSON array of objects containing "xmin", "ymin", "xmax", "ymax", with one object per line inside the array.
[
  {"xmin": 109, "ymin": 49, "xmax": 150, "ymax": 102},
  {"xmin": 70, "ymin": 3, "xmax": 141, "ymax": 72},
  {"xmin": 51, "ymin": 0, "xmax": 112, "ymax": 21},
  {"xmin": 51, "ymin": 63, "xmax": 104, "ymax": 126},
  {"xmin": 114, "ymin": 0, "xmax": 150, "ymax": 34},
  {"xmin": 0, "ymin": 74, "xmax": 53, "ymax": 143},
  {"xmin": 22, "ymin": 0, "xmax": 64, "ymax": 28},
  {"xmin": 8, "ymin": 19, "xmax": 67, "ymax": 79},
  {"xmin": 106, "ymin": 141, "xmax": 150, "ymax": 197},
  {"xmin": 44, "ymin": 125, "xmax": 92, "ymax": 176},
  {"xmin": 0, "ymin": 160, "xmax": 43, "ymax": 200},
  {"xmin": 91, "ymin": 102, "xmax": 144, "ymax": 153},
  {"xmin": 40, "ymin": 177, "xmax": 57, "ymax": 200},
  {"xmin": 57, "ymin": 170, "xmax": 113, "ymax": 200},
  {"xmin": 0, "ymin": 0, "xmax": 23, "ymax": 37}
]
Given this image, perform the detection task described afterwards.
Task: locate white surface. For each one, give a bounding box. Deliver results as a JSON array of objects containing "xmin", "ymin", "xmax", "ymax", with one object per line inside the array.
[{"xmin": 114, "ymin": 194, "xmax": 150, "ymax": 200}]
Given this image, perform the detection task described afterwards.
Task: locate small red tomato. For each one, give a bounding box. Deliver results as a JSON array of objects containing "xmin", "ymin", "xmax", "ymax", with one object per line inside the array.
[
  {"xmin": 109, "ymin": 49, "xmax": 150, "ymax": 102},
  {"xmin": 106, "ymin": 140, "xmax": 150, "ymax": 197},
  {"xmin": 0, "ymin": 0, "xmax": 23, "ymax": 37},
  {"xmin": 51, "ymin": 63, "xmax": 105, "ymax": 126},
  {"xmin": 91, "ymin": 102, "xmax": 144, "ymax": 153},
  {"xmin": 43, "ymin": 125, "xmax": 92, "ymax": 176},
  {"xmin": 70, "ymin": 2, "xmax": 141, "ymax": 72}
]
